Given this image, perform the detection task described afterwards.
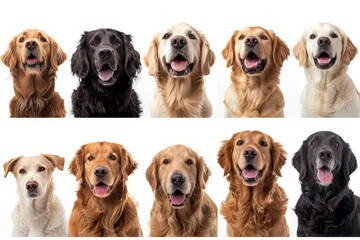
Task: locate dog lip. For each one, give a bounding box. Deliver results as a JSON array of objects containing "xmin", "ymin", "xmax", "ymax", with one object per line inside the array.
[
  {"xmin": 24, "ymin": 54, "xmax": 43, "ymax": 69},
  {"xmin": 314, "ymin": 52, "xmax": 336, "ymax": 69},
  {"xmin": 168, "ymin": 190, "xmax": 189, "ymax": 208},
  {"xmin": 91, "ymin": 182, "xmax": 112, "ymax": 197},
  {"xmin": 316, "ymin": 166, "xmax": 334, "ymax": 185},
  {"xmin": 241, "ymin": 52, "xmax": 266, "ymax": 74},
  {"xmin": 238, "ymin": 164, "xmax": 264, "ymax": 185}
]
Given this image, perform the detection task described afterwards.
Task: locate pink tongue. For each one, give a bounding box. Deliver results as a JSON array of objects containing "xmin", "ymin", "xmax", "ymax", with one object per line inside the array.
[
  {"xmin": 94, "ymin": 185, "xmax": 109, "ymax": 196},
  {"xmin": 244, "ymin": 58, "xmax": 259, "ymax": 69},
  {"xmin": 98, "ymin": 69, "xmax": 114, "ymax": 81},
  {"xmin": 26, "ymin": 58, "xmax": 39, "ymax": 65},
  {"xmin": 170, "ymin": 193, "xmax": 186, "ymax": 205},
  {"xmin": 317, "ymin": 57, "xmax": 331, "ymax": 65},
  {"xmin": 171, "ymin": 60, "xmax": 188, "ymax": 72},
  {"xmin": 317, "ymin": 169, "xmax": 333, "ymax": 183},
  {"xmin": 243, "ymin": 169, "xmax": 259, "ymax": 179}
]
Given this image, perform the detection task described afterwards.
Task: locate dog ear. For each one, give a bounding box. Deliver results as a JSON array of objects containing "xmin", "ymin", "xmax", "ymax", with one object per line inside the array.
[
  {"xmin": 222, "ymin": 31, "xmax": 238, "ymax": 68},
  {"xmin": 218, "ymin": 140, "xmax": 233, "ymax": 176},
  {"xmin": 342, "ymin": 35, "xmax": 358, "ymax": 65},
  {"xmin": 194, "ymin": 151, "xmax": 211, "ymax": 189},
  {"xmin": 118, "ymin": 145, "xmax": 138, "ymax": 179},
  {"xmin": 42, "ymin": 154, "xmax": 65, "ymax": 171},
  {"xmin": 123, "ymin": 34, "xmax": 141, "ymax": 79},
  {"xmin": 146, "ymin": 155, "xmax": 159, "ymax": 191},
  {"xmin": 3, "ymin": 156, "xmax": 22, "ymax": 177},
  {"xmin": 200, "ymin": 34, "xmax": 215, "ymax": 75},
  {"xmin": 342, "ymin": 143, "xmax": 357, "ymax": 182},
  {"xmin": 1, "ymin": 36, "xmax": 18, "ymax": 71},
  {"xmin": 292, "ymin": 140, "xmax": 308, "ymax": 181},
  {"xmin": 272, "ymin": 31, "xmax": 290, "ymax": 69},
  {"xmin": 271, "ymin": 141, "xmax": 287, "ymax": 177},
  {"xmin": 69, "ymin": 146, "xmax": 85, "ymax": 181},
  {"xmin": 71, "ymin": 32, "xmax": 90, "ymax": 79},
  {"xmin": 144, "ymin": 36, "xmax": 159, "ymax": 76},
  {"xmin": 49, "ymin": 36, "xmax": 67, "ymax": 71},
  {"xmin": 293, "ymin": 37, "xmax": 307, "ymax": 67}
]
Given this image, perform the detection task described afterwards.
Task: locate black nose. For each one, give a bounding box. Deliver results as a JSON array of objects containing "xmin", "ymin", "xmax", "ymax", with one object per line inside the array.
[
  {"xmin": 317, "ymin": 37, "xmax": 331, "ymax": 46},
  {"xmin": 245, "ymin": 36, "xmax": 258, "ymax": 47},
  {"xmin": 243, "ymin": 147, "xmax": 257, "ymax": 161},
  {"xmin": 98, "ymin": 48, "xmax": 113, "ymax": 59},
  {"xmin": 171, "ymin": 174, "xmax": 185, "ymax": 187},
  {"xmin": 94, "ymin": 167, "xmax": 108, "ymax": 178},
  {"xmin": 25, "ymin": 41, "xmax": 38, "ymax": 50},
  {"xmin": 26, "ymin": 181, "xmax": 38, "ymax": 191},
  {"xmin": 171, "ymin": 36, "xmax": 187, "ymax": 49},
  {"xmin": 319, "ymin": 150, "xmax": 333, "ymax": 161}
]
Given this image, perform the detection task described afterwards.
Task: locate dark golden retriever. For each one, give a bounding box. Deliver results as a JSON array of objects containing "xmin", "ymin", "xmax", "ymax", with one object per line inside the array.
[
  {"xmin": 218, "ymin": 130, "xmax": 289, "ymax": 236},
  {"xmin": 146, "ymin": 144, "xmax": 217, "ymax": 236},
  {"xmin": 1, "ymin": 29, "xmax": 67, "ymax": 117},
  {"xmin": 68, "ymin": 142, "xmax": 142, "ymax": 236}
]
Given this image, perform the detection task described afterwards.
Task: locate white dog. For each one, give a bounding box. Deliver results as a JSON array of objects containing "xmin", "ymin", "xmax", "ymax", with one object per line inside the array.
[
  {"xmin": 3, "ymin": 154, "xmax": 67, "ymax": 236},
  {"xmin": 293, "ymin": 22, "xmax": 360, "ymax": 117}
]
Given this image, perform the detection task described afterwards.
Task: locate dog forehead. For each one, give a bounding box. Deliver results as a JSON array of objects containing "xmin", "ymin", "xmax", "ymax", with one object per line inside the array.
[
  {"xmin": 238, "ymin": 26, "xmax": 269, "ymax": 37},
  {"xmin": 161, "ymin": 23, "xmax": 198, "ymax": 37},
  {"xmin": 15, "ymin": 156, "xmax": 50, "ymax": 170},
  {"xmin": 306, "ymin": 22, "xmax": 339, "ymax": 37},
  {"xmin": 160, "ymin": 145, "xmax": 196, "ymax": 161},
  {"xmin": 84, "ymin": 142, "xmax": 118, "ymax": 155},
  {"xmin": 233, "ymin": 130, "xmax": 269, "ymax": 144},
  {"xmin": 20, "ymin": 29, "xmax": 47, "ymax": 39}
]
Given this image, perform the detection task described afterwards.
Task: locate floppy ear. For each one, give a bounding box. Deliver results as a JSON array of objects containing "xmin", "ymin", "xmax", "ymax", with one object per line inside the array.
[
  {"xmin": 3, "ymin": 156, "xmax": 22, "ymax": 177},
  {"xmin": 42, "ymin": 154, "xmax": 65, "ymax": 171},
  {"xmin": 293, "ymin": 37, "xmax": 307, "ymax": 67},
  {"xmin": 200, "ymin": 34, "xmax": 215, "ymax": 75},
  {"xmin": 218, "ymin": 140, "xmax": 233, "ymax": 176},
  {"xmin": 119, "ymin": 145, "xmax": 138, "ymax": 179},
  {"xmin": 195, "ymin": 153, "xmax": 211, "ymax": 189},
  {"xmin": 144, "ymin": 36, "xmax": 159, "ymax": 76},
  {"xmin": 342, "ymin": 144, "xmax": 357, "ymax": 182},
  {"xmin": 123, "ymin": 34, "xmax": 141, "ymax": 79},
  {"xmin": 222, "ymin": 31, "xmax": 238, "ymax": 68},
  {"xmin": 69, "ymin": 146, "xmax": 85, "ymax": 181},
  {"xmin": 49, "ymin": 36, "xmax": 67, "ymax": 70},
  {"xmin": 271, "ymin": 141, "xmax": 287, "ymax": 177},
  {"xmin": 272, "ymin": 32, "xmax": 290, "ymax": 69},
  {"xmin": 1, "ymin": 36, "xmax": 18, "ymax": 71},
  {"xmin": 292, "ymin": 140, "xmax": 308, "ymax": 181},
  {"xmin": 342, "ymin": 35, "xmax": 358, "ymax": 65},
  {"xmin": 71, "ymin": 32, "xmax": 90, "ymax": 79},
  {"xmin": 146, "ymin": 155, "xmax": 159, "ymax": 191}
]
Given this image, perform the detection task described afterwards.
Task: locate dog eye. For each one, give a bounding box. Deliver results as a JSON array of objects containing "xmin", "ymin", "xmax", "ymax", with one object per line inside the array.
[
  {"xmin": 19, "ymin": 37, "xmax": 25, "ymax": 43},
  {"xmin": 162, "ymin": 159, "xmax": 169, "ymax": 164},
  {"xmin": 87, "ymin": 155, "xmax": 94, "ymax": 161},
  {"xmin": 259, "ymin": 140, "xmax": 268, "ymax": 147},
  {"xmin": 40, "ymin": 37, "xmax": 47, "ymax": 42},
  {"xmin": 239, "ymin": 35, "xmax": 245, "ymax": 40},
  {"xmin": 236, "ymin": 140, "xmax": 244, "ymax": 146},
  {"xmin": 19, "ymin": 169, "xmax": 26, "ymax": 174},
  {"xmin": 309, "ymin": 34, "xmax": 316, "ymax": 39},
  {"xmin": 330, "ymin": 33, "xmax": 338, "ymax": 39},
  {"xmin": 91, "ymin": 40, "xmax": 98, "ymax": 47},
  {"xmin": 189, "ymin": 33, "xmax": 196, "ymax": 40},
  {"xmin": 334, "ymin": 142, "xmax": 340, "ymax": 147},
  {"xmin": 163, "ymin": 33, "xmax": 170, "ymax": 40},
  {"xmin": 186, "ymin": 159, "xmax": 193, "ymax": 165},
  {"xmin": 114, "ymin": 39, "xmax": 120, "ymax": 45},
  {"xmin": 310, "ymin": 140, "xmax": 316, "ymax": 146},
  {"xmin": 109, "ymin": 154, "xmax": 116, "ymax": 161},
  {"xmin": 38, "ymin": 166, "xmax": 46, "ymax": 172},
  {"xmin": 260, "ymin": 35, "xmax": 267, "ymax": 40}
]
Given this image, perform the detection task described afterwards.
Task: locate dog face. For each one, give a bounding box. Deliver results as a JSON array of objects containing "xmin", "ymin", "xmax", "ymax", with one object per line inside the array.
[
  {"xmin": 3, "ymin": 154, "xmax": 64, "ymax": 199},
  {"xmin": 144, "ymin": 23, "xmax": 215, "ymax": 78},
  {"xmin": 71, "ymin": 28, "xmax": 141, "ymax": 86},
  {"xmin": 146, "ymin": 144, "xmax": 210, "ymax": 209},
  {"xmin": 222, "ymin": 26, "xmax": 289, "ymax": 75},
  {"xmin": 293, "ymin": 131, "xmax": 357, "ymax": 186},
  {"xmin": 218, "ymin": 131, "xmax": 286, "ymax": 186},
  {"xmin": 293, "ymin": 22, "xmax": 357, "ymax": 69},
  {"xmin": 69, "ymin": 142, "xmax": 137, "ymax": 198}
]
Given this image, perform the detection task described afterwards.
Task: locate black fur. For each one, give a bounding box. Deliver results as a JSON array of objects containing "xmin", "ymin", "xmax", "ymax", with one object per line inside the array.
[
  {"xmin": 71, "ymin": 28, "xmax": 142, "ymax": 117},
  {"xmin": 292, "ymin": 131, "xmax": 360, "ymax": 236}
]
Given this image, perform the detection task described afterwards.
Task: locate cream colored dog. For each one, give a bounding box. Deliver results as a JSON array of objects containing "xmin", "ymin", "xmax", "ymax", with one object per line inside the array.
[
  {"xmin": 293, "ymin": 22, "xmax": 360, "ymax": 117},
  {"xmin": 3, "ymin": 154, "xmax": 67, "ymax": 236}
]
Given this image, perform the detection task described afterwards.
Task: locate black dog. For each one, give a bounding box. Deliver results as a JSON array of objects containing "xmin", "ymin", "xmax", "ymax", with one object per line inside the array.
[
  {"xmin": 71, "ymin": 28, "xmax": 142, "ymax": 117},
  {"xmin": 292, "ymin": 131, "xmax": 360, "ymax": 236}
]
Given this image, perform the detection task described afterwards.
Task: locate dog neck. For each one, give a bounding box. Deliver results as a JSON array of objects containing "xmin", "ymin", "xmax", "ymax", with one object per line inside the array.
[{"xmin": 304, "ymin": 64, "xmax": 349, "ymax": 87}]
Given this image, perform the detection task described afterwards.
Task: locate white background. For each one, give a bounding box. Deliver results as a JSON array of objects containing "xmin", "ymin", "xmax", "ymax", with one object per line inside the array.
[{"xmin": 0, "ymin": 0, "xmax": 359, "ymax": 238}]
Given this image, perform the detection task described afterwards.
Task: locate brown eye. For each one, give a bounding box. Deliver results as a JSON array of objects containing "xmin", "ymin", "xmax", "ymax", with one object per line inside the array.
[
  {"xmin": 163, "ymin": 159, "xmax": 169, "ymax": 164},
  {"xmin": 40, "ymin": 37, "xmax": 47, "ymax": 42},
  {"xmin": 236, "ymin": 140, "xmax": 244, "ymax": 146},
  {"xmin": 260, "ymin": 35, "xmax": 267, "ymax": 40},
  {"xmin": 186, "ymin": 159, "xmax": 193, "ymax": 165},
  {"xmin": 91, "ymin": 40, "xmax": 98, "ymax": 46},
  {"xmin": 189, "ymin": 33, "xmax": 196, "ymax": 40},
  {"xmin": 310, "ymin": 34, "xmax": 316, "ymax": 39},
  {"xmin": 310, "ymin": 140, "xmax": 316, "ymax": 146},
  {"xmin": 19, "ymin": 37, "xmax": 25, "ymax": 43},
  {"xmin": 19, "ymin": 169, "xmax": 26, "ymax": 174},
  {"xmin": 38, "ymin": 166, "xmax": 46, "ymax": 172},
  {"xmin": 334, "ymin": 142, "xmax": 340, "ymax": 147},
  {"xmin": 260, "ymin": 140, "xmax": 268, "ymax": 147},
  {"xmin": 163, "ymin": 33, "xmax": 170, "ymax": 40},
  {"xmin": 114, "ymin": 39, "xmax": 120, "ymax": 45},
  {"xmin": 330, "ymin": 33, "xmax": 338, "ymax": 38},
  {"xmin": 109, "ymin": 154, "xmax": 116, "ymax": 161},
  {"xmin": 239, "ymin": 35, "xmax": 245, "ymax": 40},
  {"xmin": 87, "ymin": 155, "xmax": 94, "ymax": 161}
]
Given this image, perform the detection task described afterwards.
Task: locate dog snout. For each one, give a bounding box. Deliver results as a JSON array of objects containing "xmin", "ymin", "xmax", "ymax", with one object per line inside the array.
[
  {"xmin": 171, "ymin": 36, "xmax": 187, "ymax": 49},
  {"xmin": 317, "ymin": 37, "xmax": 331, "ymax": 47},
  {"xmin": 245, "ymin": 36, "xmax": 258, "ymax": 48},
  {"xmin": 25, "ymin": 40, "xmax": 38, "ymax": 50},
  {"xmin": 318, "ymin": 149, "xmax": 333, "ymax": 162},
  {"xmin": 243, "ymin": 147, "xmax": 257, "ymax": 161},
  {"xmin": 171, "ymin": 173, "xmax": 185, "ymax": 187},
  {"xmin": 26, "ymin": 181, "xmax": 38, "ymax": 191},
  {"xmin": 94, "ymin": 166, "xmax": 108, "ymax": 178},
  {"xmin": 98, "ymin": 47, "xmax": 114, "ymax": 60}
]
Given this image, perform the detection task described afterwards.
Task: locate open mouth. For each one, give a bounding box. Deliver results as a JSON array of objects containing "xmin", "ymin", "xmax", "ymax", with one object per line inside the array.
[
  {"xmin": 24, "ymin": 54, "xmax": 43, "ymax": 70},
  {"xmin": 238, "ymin": 164, "xmax": 263, "ymax": 186},
  {"xmin": 316, "ymin": 166, "xmax": 333, "ymax": 185},
  {"xmin": 168, "ymin": 190, "xmax": 189, "ymax": 208},
  {"xmin": 314, "ymin": 52, "xmax": 336, "ymax": 69},
  {"xmin": 166, "ymin": 54, "xmax": 194, "ymax": 77},
  {"xmin": 98, "ymin": 64, "xmax": 117, "ymax": 82},
  {"xmin": 241, "ymin": 52, "xmax": 266, "ymax": 74},
  {"xmin": 91, "ymin": 182, "xmax": 112, "ymax": 197}
]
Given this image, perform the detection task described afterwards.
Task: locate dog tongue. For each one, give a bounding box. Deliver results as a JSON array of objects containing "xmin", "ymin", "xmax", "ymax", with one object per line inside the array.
[
  {"xmin": 171, "ymin": 60, "xmax": 188, "ymax": 72},
  {"xmin": 317, "ymin": 168, "xmax": 333, "ymax": 184},
  {"xmin": 317, "ymin": 57, "xmax": 331, "ymax": 65},
  {"xmin": 242, "ymin": 169, "xmax": 259, "ymax": 179},
  {"xmin": 244, "ymin": 58, "xmax": 259, "ymax": 69},
  {"xmin": 26, "ymin": 58, "xmax": 39, "ymax": 65},
  {"xmin": 170, "ymin": 193, "xmax": 186, "ymax": 205},
  {"xmin": 98, "ymin": 69, "xmax": 114, "ymax": 81},
  {"xmin": 94, "ymin": 185, "xmax": 109, "ymax": 196}
]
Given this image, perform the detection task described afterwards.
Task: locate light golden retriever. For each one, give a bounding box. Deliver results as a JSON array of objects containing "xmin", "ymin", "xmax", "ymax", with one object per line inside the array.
[
  {"xmin": 146, "ymin": 144, "xmax": 217, "ymax": 236},
  {"xmin": 68, "ymin": 142, "xmax": 142, "ymax": 237},
  {"xmin": 218, "ymin": 131, "xmax": 289, "ymax": 236},
  {"xmin": 144, "ymin": 23, "xmax": 215, "ymax": 117},
  {"xmin": 222, "ymin": 26, "xmax": 290, "ymax": 117},
  {"xmin": 293, "ymin": 22, "xmax": 360, "ymax": 117},
  {"xmin": 1, "ymin": 29, "xmax": 67, "ymax": 117},
  {"xmin": 3, "ymin": 154, "xmax": 67, "ymax": 236}
]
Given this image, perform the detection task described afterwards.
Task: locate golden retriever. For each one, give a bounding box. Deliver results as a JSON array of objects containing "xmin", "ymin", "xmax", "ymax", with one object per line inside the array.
[
  {"xmin": 1, "ymin": 29, "xmax": 67, "ymax": 117},
  {"xmin": 146, "ymin": 144, "xmax": 217, "ymax": 236},
  {"xmin": 3, "ymin": 154, "xmax": 67, "ymax": 236},
  {"xmin": 293, "ymin": 22, "xmax": 360, "ymax": 117},
  {"xmin": 68, "ymin": 142, "xmax": 142, "ymax": 237},
  {"xmin": 222, "ymin": 26, "xmax": 290, "ymax": 117},
  {"xmin": 144, "ymin": 23, "xmax": 215, "ymax": 117},
  {"xmin": 218, "ymin": 130, "xmax": 289, "ymax": 236}
]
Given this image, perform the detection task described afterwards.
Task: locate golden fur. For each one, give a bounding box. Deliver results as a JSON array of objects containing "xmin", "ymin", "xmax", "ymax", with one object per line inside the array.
[
  {"xmin": 144, "ymin": 23, "xmax": 215, "ymax": 117},
  {"xmin": 146, "ymin": 144, "xmax": 217, "ymax": 236},
  {"xmin": 218, "ymin": 131, "xmax": 289, "ymax": 236},
  {"xmin": 1, "ymin": 29, "xmax": 67, "ymax": 117},
  {"xmin": 68, "ymin": 142, "xmax": 142, "ymax": 237},
  {"xmin": 222, "ymin": 26, "xmax": 289, "ymax": 117}
]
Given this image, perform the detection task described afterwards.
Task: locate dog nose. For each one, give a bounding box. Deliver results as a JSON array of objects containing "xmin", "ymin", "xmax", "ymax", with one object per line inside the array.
[
  {"xmin": 26, "ymin": 181, "xmax": 38, "ymax": 191},
  {"xmin": 171, "ymin": 173, "xmax": 185, "ymax": 187},
  {"xmin": 94, "ymin": 167, "xmax": 108, "ymax": 178},
  {"xmin": 245, "ymin": 36, "xmax": 258, "ymax": 47},
  {"xmin": 243, "ymin": 147, "xmax": 257, "ymax": 160},
  {"xmin": 319, "ymin": 150, "xmax": 333, "ymax": 161},
  {"xmin": 98, "ymin": 48, "xmax": 113, "ymax": 59},
  {"xmin": 317, "ymin": 37, "xmax": 331, "ymax": 46},
  {"xmin": 171, "ymin": 36, "xmax": 187, "ymax": 49},
  {"xmin": 25, "ymin": 41, "xmax": 38, "ymax": 50}
]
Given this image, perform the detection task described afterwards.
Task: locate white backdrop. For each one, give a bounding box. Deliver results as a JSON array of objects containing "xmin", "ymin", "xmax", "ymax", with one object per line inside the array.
[{"xmin": 0, "ymin": 0, "xmax": 360, "ymax": 238}]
